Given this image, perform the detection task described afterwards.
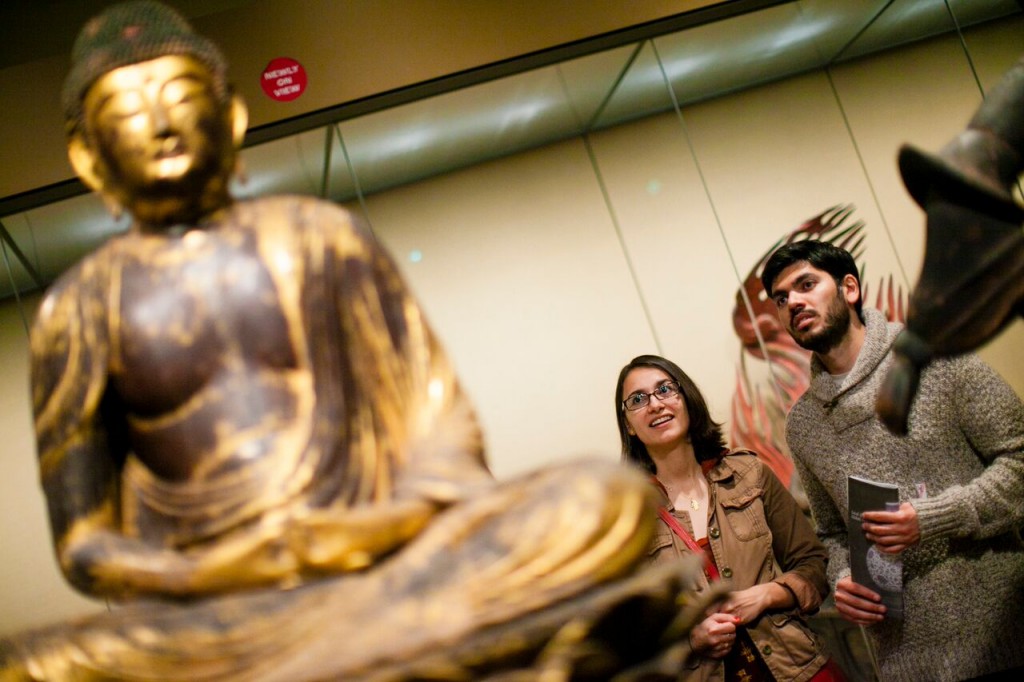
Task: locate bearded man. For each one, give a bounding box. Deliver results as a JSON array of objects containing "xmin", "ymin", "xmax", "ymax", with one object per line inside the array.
[{"xmin": 761, "ymin": 239, "xmax": 1024, "ymax": 681}]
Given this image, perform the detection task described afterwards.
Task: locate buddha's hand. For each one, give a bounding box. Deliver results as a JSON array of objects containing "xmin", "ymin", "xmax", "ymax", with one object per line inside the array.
[
  {"xmin": 186, "ymin": 518, "xmax": 302, "ymax": 593},
  {"xmin": 288, "ymin": 498, "xmax": 437, "ymax": 572},
  {"xmin": 59, "ymin": 527, "xmax": 200, "ymax": 598}
]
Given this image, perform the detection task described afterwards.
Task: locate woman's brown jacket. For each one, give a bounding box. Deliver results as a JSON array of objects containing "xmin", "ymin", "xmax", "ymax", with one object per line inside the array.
[{"xmin": 649, "ymin": 451, "xmax": 830, "ymax": 682}]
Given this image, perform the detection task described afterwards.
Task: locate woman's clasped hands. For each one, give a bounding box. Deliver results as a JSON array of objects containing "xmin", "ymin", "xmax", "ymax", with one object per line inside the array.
[
  {"xmin": 689, "ymin": 612, "xmax": 741, "ymax": 659},
  {"xmin": 690, "ymin": 582, "xmax": 779, "ymax": 658}
]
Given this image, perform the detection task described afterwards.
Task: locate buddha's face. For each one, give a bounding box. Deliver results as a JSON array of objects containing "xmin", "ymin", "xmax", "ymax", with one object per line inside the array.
[{"xmin": 79, "ymin": 54, "xmax": 234, "ymax": 212}]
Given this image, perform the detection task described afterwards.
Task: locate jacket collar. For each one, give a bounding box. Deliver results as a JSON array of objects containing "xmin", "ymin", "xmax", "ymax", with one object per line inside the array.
[
  {"xmin": 651, "ymin": 450, "xmax": 738, "ymax": 506},
  {"xmin": 706, "ymin": 450, "xmax": 756, "ymax": 484}
]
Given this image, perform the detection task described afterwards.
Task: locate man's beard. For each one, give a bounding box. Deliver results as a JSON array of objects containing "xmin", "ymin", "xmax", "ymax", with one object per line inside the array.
[{"xmin": 791, "ymin": 292, "xmax": 852, "ymax": 355}]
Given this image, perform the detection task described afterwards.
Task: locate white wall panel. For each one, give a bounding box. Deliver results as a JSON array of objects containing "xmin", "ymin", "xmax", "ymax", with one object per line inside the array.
[
  {"xmin": 366, "ymin": 138, "xmax": 655, "ymax": 478},
  {"xmin": 588, "ymin": 114, "xmax": 740, "ymax": 439}
]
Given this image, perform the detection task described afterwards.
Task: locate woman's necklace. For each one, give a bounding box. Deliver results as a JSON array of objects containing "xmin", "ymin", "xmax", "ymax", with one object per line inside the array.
[{"xmin": 661, "ymin": 479, "xmax": 702, "ymax": 511}]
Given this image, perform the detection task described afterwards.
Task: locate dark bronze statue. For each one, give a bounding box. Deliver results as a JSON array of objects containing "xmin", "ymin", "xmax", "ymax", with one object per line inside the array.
[
  {"xmin": 0, "ymin": 3, "xmax": 717, "ymax": 679},
  {"xmin": 877, "ymin": 54, "xmax": 1024, "ymax": 435}
]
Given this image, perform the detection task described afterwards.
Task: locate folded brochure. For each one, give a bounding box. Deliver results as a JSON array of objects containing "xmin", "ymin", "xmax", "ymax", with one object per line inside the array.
[{"xmin": 848, "ymin": 474, "xmax": 903, "ymax": 618}]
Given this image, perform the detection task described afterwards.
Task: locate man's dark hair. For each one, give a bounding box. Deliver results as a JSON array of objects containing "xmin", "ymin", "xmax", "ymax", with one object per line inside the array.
[
  {"xmin": 614, "ymin": 354, "xmax": 726, "ymax": 474},
  {"xmin": 760, "ymin": 240, "xmax": 863, "ymax": 320}
]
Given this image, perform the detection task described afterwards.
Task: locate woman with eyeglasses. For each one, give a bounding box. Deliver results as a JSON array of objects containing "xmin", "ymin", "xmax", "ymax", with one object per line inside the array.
[{"xmin": 615, "ymin": 355, "xmax": 845, "ymax": 682}]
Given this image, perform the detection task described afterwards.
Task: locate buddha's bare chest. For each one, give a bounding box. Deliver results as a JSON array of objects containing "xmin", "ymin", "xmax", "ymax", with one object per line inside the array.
[{"xmin": 111, "ymin": 232, "xmax": 299, "ymax": 415}]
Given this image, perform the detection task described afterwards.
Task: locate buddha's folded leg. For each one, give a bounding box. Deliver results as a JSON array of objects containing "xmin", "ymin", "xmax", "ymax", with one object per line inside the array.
[
  {"xmin": 1, "ymin": 461, "xmax": 717, "ymax": 681},
  {"xmin": 378, "ymin": 458, "xmax": 664, "ymax": 613},
  {"xmin": 268, "ymin": 459, "xmax": 719, "ymax": 680}
]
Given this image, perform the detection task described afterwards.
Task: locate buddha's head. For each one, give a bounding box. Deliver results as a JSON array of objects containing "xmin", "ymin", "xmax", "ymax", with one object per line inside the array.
[{"xmin": 62, "ymin": 1, "xmax": 247, "ymax": 227}]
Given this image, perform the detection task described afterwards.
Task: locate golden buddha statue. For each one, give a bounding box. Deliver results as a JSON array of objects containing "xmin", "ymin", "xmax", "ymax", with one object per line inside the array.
[{"xmin": 0, "ymin": 3, "xmax": 715, "ymax": 679}]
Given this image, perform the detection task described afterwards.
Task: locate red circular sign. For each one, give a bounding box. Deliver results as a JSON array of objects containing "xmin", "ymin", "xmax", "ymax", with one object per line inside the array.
[{"xmin": 261, "ymin": 57, "xmax": 307, "ymax": 102}]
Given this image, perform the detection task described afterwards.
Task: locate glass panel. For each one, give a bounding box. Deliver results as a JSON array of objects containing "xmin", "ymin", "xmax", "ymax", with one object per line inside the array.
[
  {"xmin": 590, "ymin": 40, "xmax": 678, "ymax": 131},
  {"xmin": 948, "ymin": 0, "xmax": 1023, "ymax": 26},
  {"xmin": 330, "ymin": 45, "xmax": 637, "ymax": 201},
  {"xmin": 835, "ymin": 0, "xmax": 1020, "ymax": 63},
  {"xmin": 0, "ymin": 219, "xmax": 35, "ymax": 299},
  {"xmin": 645, "ymin": 0, "xmax": 892, "ymax": 117},
  {"xmin": 234, "ymin": 127, "xmax": 330, "ymax": 200},
  {"xmin": 0, "ymin": 193, "xmax": 127, "ymax": 300}
]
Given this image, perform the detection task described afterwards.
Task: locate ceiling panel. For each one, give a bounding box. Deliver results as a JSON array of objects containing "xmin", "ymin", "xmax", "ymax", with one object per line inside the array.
[{"xmin": 0, "ymin": 0, "xmax": 259, "ymax": 69}]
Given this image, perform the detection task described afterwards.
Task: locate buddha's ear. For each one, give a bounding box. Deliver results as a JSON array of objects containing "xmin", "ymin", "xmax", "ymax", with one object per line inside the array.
[
  {"xmin": 230, "ymin": 94, "xmax": 248, "ymax": 149},
  {"xmin": 68, "ymin": 133, "xmax": 104, "ymax": 193}
]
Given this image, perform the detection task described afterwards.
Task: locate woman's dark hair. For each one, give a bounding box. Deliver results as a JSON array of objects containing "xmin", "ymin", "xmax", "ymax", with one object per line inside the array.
[
  {"xmin": 760, "ymin": 240, "xmax": 863, "ymax": 320},
  {"xmin": 614, "ymin": 354, "xmax": 726, "ymax": 473}
]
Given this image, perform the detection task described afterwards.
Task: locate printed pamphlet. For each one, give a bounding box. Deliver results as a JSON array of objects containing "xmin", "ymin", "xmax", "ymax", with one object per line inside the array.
[{"xmin": 847, "ymin": 474, "xmax": 903, "ymax": 619}]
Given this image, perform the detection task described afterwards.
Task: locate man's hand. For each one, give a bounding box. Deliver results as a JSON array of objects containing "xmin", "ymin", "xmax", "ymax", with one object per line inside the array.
[
  {"xmin": 689, "ymin": 612, "xmax": 740, "ymax": 659},
  {"xmin": 834, "ymin": 575, "xmax": 886, "ymax": 625},
  {"xmin": 862, "ymin": 502, "xmax": 920, "ymax": 553}
]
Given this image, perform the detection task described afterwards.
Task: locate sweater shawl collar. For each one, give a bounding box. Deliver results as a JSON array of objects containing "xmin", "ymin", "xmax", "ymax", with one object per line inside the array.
[{"xmin": 806, "ymin": 308, "xmax": 901, "ymax": 427}]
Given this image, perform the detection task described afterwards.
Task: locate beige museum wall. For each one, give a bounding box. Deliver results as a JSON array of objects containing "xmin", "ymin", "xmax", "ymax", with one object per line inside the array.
[
  {"xmin": 0, "ymin": 296, "xmax": 101, "ymax": 631},
  {"xmin": 1, "ymin": 20, "xmax": 1022, "ymax": 634}
]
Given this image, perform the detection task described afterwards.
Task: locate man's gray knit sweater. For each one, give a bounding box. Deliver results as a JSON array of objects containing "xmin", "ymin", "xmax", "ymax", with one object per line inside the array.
[{"xmin": 786, "ymin": 308, "xmax": 1024, "ymax": 681}]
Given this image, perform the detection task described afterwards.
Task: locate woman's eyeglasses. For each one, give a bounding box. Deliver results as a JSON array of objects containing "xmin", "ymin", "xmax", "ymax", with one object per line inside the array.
[{"xmin": 622, "ymin": 382, "xmax": 681, "ymax": 411}]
